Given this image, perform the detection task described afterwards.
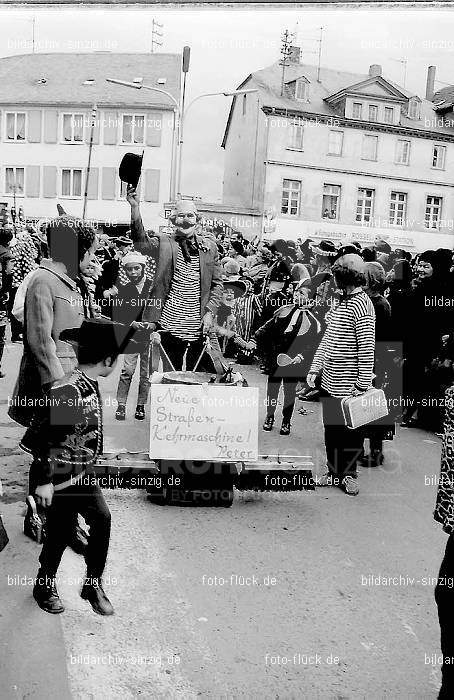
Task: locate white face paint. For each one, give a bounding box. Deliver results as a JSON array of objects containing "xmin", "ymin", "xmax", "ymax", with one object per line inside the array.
[{"xmin": 173, "ymin": 202, "xmax": 198, "ymax": 239}]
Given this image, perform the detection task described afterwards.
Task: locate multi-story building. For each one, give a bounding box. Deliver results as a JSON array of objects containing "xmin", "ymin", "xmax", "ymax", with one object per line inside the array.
[
  {"xmin": 0, "ymin": 52, "xmax": 181, "ymax": 232},
  {"xmin": 222, "ymin": 51, "xmax": 454, "ymax": 250}
]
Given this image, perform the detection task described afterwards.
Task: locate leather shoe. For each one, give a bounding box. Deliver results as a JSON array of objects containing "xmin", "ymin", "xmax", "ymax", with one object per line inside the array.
[
  {"xmin": 115, "ymin": 405, "xmax": 126, "ymax": 421},
  {"xmin": 262, "ymin": 415, "xmax": 274, "ymax": 431},
  {"xmin": 81, "ymin": 577, "xmax": 114, "ymax": 616},
  {"xmin": 135, "ymin": 405, "xmax": 145, "ymax": 420},
  {"xmin": 33, "ymin": 571, "xmax": 65, "ymax": 614}
]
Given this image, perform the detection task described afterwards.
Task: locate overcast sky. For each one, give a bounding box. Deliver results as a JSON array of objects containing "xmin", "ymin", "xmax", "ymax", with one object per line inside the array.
[{"xmin": 1, "ymin": 5, "xmax": 454, "ymax": 201}]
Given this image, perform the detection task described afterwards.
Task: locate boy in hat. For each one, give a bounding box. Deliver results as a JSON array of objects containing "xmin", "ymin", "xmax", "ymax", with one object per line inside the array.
[
  {"xmin": 29, "ymin": 318, "xmax": 136, "ymax": 615},
  {"xmin": 113, "ymin": 250, "xmax": 152, "ymax": 421}
]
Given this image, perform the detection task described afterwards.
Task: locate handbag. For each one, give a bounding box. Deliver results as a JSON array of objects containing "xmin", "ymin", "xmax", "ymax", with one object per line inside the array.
[
  {"xmin": 23, "ymin": 495, "xmax": 47, "ymax": 544},
  {"xmin": 341, "ymin": 388, "xmax": 389, "ymax": 430}
]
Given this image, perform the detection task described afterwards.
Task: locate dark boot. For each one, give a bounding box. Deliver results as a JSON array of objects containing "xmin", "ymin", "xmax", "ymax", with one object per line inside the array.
[
  {"xmin": 33, "ymin": 570, "xmax": 65, "ymax": 614},
  {"xmin": 81, "ymin": 577, "xmax": 114, "ymax": 616},
  {"xmin": 134, "ymin": 405, "xmax": 145, "ymax": 421},
  {"xmin": 115, "ymin": 404, "xmax": 126, "ymax": 421},
  {"xmin": 262, "ymin": 415, "xmax": 275, "ymax": 431}
]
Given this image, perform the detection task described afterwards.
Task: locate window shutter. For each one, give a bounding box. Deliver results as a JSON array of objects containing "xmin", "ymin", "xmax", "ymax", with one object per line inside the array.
[
  {"xmin": 144, "ymin": 169, "xmax": 160, "ymax": 202},
  {"xmin": 28, "ymin": 110, "xmax": 42, "ymax": 143},
  {"xmin": 43, "ymin": 166, "xmax": 57, "ymax": 198},
  {"xmin": 43, "ymin": 110, "xmax": 58, "ymax": 143},
  {"xmin": 103, "ymin": 111, "xmax": 118, "ymax": 144},
  {"xmin": 102, "ymin": 167, "xmax": 116, "ymax": 200},
  {"xmin": 146, "ymin": 111, "xmax": 163, "ymax": 147},
  {"xmin": 87, "ymin": 167, "xmax": 99, "ymax": 200},
  {"xmin": 26, "ymin": 166, "xmax": 40, "ymax": 197}
]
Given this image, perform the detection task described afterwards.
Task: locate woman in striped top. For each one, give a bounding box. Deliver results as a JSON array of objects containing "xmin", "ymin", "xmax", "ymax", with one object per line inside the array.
[{"xmin": 308, "ymin": 252, "xmax": 375, "ymax": 496}]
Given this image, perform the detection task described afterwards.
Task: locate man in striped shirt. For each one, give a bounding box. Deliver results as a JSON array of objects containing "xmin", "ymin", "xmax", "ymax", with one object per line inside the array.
[
  {"xmin": 307, "ymin": 252, "xmax": 375, "ymax": 496},
  {"xmin": 127, "ymin": 188, "xmax": 223, "ymax": 373}
]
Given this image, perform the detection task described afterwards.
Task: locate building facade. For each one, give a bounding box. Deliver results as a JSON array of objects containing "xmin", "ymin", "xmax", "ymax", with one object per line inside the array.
[
  {"xmin": 0, "ymin": 52, "xmax": 181, "ymax": 231},
  {"xmin": 222, "ymin": 54, "xmax": 454, "ymax": 251}
]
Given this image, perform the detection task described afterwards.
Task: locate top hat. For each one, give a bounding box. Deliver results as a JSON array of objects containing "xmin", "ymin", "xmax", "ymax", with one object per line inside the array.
[
  {"xmin": 119, "ymin": 152, "xmax": 144, "ymax": 188},
  {"xmin": 311, "ymin": 240, "xmax": 337, "ymax": 257},
  {"xmin": 60, "ymin": 318, "xmax": 139, "ymax": 360}
]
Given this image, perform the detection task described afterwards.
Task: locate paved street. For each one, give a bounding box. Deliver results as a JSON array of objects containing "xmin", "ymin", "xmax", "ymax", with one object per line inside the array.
[{"xmin": 0, "ymin": 335, "xmax": 447, "ymax": 699}]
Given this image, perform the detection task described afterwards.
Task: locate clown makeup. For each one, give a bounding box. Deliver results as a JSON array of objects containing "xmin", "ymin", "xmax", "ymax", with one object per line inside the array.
[
  {"xmin": 293, "ymin": 285, "xmax": 310, "ymax": 307},
  {"xmin": 124, "ymin": 262, "xmax": 145, "ymax": 284},
  {"xmin": 222, "ymin": 287, "xmax": 235, "ymax": 306},
  {"xmin": 173, "ymin": 202, "xmax": 198, "ymax": 238}
]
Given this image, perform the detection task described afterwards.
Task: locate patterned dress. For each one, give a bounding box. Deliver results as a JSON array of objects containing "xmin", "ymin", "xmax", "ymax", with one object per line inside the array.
[{"xmin": 434, "ymin": 385, "xmax": 454, "ymax": 534}]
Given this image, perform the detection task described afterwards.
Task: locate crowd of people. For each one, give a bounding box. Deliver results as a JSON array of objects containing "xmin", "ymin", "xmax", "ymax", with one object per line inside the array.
[{"xmin": 3, "ymin": 196, "xmax": 454, "ymax": 696}]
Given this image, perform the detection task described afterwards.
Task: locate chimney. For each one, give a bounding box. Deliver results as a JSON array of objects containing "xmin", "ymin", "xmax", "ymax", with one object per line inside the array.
[
  {"xmin": 426, "ymin": 65, "xmax": 436, "ymax": 101},
  {"xmin": 369, "ymin": 64, "xmax": 382, "ymax": 78},
  {"xmin": 288, "ymin": 46, "xmax": 301, "ymax": 64}
]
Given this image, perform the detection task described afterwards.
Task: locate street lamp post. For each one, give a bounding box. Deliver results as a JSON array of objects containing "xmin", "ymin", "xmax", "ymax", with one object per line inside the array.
[{"xmin": 106, "ymin": 77, "xmax": 257, "ymax": 201}]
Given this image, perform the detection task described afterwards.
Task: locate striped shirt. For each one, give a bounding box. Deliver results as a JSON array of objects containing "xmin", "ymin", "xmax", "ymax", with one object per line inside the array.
[
  {"xmin": 160, "ymin": 248, "xmax": 201, "ymax": 340},
  {"xmin": 309, "ymin": 290, "xmax": 375, "ymax": 397}
]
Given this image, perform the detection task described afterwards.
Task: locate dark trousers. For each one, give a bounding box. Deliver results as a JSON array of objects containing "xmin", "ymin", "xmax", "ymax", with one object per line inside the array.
[
  {"xmin": 266, "ymin": 372, "xmax": 298, "ymax": 422},
  {"xmin": 320, "ymin": 391, "xmax": 363, "ymax": 479},
  {"xmin": 38, "ymin": 482, "xmax": 111, "ymax": 579},
  {"xmin": 7, "ymin": 287, "xmax": 22, "ymax": 340},
  {"xmin": 158, "ymin": 332, "xmax": 216, "ymax": 374},
  {"xmin": 435, "ymin": 533, "xmax": 454, "ymax": 698},
  {"xmin": 0, "ymin": 324, "xmax": 5, "ymax": 368}
]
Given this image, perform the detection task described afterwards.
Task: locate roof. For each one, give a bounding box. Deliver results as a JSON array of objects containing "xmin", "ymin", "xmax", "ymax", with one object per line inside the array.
[
  {"xmin": 0, "ymin": 52, "xmax": 181, "ymax": 108},
  {"xmin": 222, "ymin": 61, "xmax": 454, "ymax": 146}
]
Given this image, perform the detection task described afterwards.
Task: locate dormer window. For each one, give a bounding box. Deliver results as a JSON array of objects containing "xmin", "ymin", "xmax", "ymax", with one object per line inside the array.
[
  {"xmin": 295, "ymin": 78, "xmax": 309, "ymax": 102},
  {"xmin": 352, "ymin": 102, "xmax": 362, "ymax": 119},
  {"xmin": 368, "ymin": 105, "xmax": 378, "ymax": 122},
  {"xmin": 407, "ymin": 97, "xmax": 421, "ymax": 120}
]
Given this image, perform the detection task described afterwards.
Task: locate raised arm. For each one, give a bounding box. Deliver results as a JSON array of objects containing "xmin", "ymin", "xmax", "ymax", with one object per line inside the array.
[{"xmin": 126, "ymin": 185, "xmax": 157, "ymax": 258}]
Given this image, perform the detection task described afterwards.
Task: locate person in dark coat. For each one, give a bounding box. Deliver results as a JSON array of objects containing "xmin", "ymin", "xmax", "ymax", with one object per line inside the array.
[
  {"xmin": 400, "ymin": 250, "xmax": 453, "ymax": 428},
  {"xmin": 248, "ymin": 281, "xmax": 322, "ymax": 435},
  {"xmin": 361, "ymin": 262, "xmax": 393, "ymax": 466}
]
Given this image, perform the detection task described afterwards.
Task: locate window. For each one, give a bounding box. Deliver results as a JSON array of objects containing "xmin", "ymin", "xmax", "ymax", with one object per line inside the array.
[
  {"xmin": 389, "ymin": 192, "xmax": 407, "ymax": 226},
  {"xmin": 352, "ymin": 102, "xmax": 362, "ymax": 119},
  {"xmin": 122, "ymin": 114, "xmax": 145, "ymax": 144},
  {"xmin": 62, "ymin": 113, "xmax": 84, "ymax": 142},
  {"xmin": 368, "ymin": 105, "xmax": 378, "ymax": 122},
  {"xmin": 407, "ymin": 97, "xmax": 420, "ymax": 119},
  {"xmin": 295, "ymin": 79, "xmax": 307, "ymax": 101},
  {"xmin": 356, "ymin": 188, "xmax": 375, "ymax": 223},
  {"xmin": 61, "ymin": 168, "xmax": 83, "ymax": 197},
  {"xmin": 432, "ymin": 144, "xmax": 446, "ymax": 170},
  {"xmin": 6, "ymin": 112, "xmax": 26, "ymax": 141},
  {"xmin": 362, "ymin": 134, "xmax": 378, "ymax": 160},
  {"xmin": 5, "ymin": 167, "xmax": 24, "ymax": 194},
  {"xmin": 425, "ymin": 196, "xmax": 442, "ymax": 229},
  {"xmin": 384, "ymin": 107, "xmax": 394, "ymax": 124},
  {"xmin": 242, "ymin": 94, "xmax": 247, "ymax": 116},
  {"xmin": 328, "ymin": 130, "xmax": 343, "ymax": 155},
  {"xmin": 395, "ymin": 139, "xmax": 411, "ymax": 165},
  {"xmin": 281, "ymin": 179, "xmax": 301, "ymax": 216},
  {"xmin": 288, "ymin": 120, "xmax": 304, "ymax": 150},
  {"xmin": 322, "ymin": 184, "xmax": 341, "ymax": 220}
]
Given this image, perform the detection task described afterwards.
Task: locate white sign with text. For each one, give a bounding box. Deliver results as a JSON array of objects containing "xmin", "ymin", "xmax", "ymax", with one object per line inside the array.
[{"xmin": 149, "ymin": 385, "xmax": 259, "ymax": 462}]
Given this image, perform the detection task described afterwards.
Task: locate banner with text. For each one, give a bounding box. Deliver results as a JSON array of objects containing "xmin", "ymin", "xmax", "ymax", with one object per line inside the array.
[{"xmin": 149, "ymin": 385, "xmax": 259, "ymax": 462}]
